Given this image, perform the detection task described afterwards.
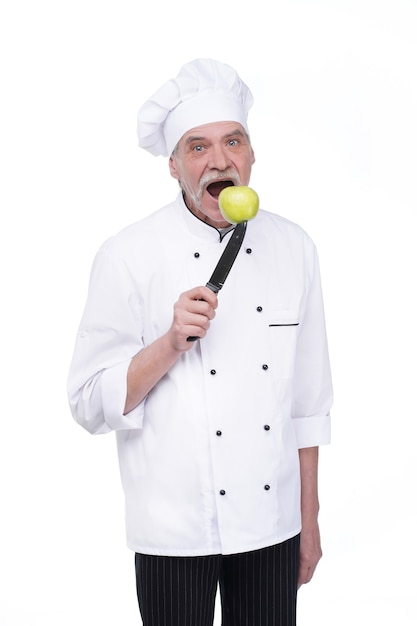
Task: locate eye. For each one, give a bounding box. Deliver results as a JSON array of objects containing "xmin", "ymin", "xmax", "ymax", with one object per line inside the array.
[
  {"xmin": 192, "ymin": 144, "xmax": 204, "ymax": 152},
  {"xmin": 228, "ymin": 139, "xmax": 239, "ymax": 147}
]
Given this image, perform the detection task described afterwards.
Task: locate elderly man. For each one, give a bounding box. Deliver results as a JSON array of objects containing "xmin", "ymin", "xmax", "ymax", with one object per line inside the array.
[{"xmin": 68, "ymin": 58, "xmax": 332, "ymax": 626}]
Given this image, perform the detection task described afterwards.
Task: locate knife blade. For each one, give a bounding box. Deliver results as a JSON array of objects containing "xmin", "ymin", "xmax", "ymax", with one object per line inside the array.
[{"xmin": 187, "ymin": 220, "xmax": 247, "ymax": 341}]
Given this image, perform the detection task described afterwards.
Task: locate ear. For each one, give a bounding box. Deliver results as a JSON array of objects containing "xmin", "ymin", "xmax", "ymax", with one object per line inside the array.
[
  {"xmin": 169, "ymin": 155, "xmax": 180, "ymax": 181},
  {"xmin": 250, "ymin": 147, "xmax": 256, "ymax": 165}
]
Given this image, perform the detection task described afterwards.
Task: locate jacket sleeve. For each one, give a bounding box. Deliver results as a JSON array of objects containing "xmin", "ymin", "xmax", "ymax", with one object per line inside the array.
[
  {"xmin": 67, "ymin": 240, "xmax": 145, "ymax": 434},
  {"xmin": 291, "ymin": 238, "xmax": 333, "ymax": 448}
]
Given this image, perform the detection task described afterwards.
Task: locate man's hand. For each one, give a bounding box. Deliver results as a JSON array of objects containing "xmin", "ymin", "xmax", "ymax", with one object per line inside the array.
[
  {"xmin": 169, "ymin": 286, "xmax": 218, "ymax": 350},
  {"xmin": 298, "ymin": 520, "xmax": 322, "ymax": 588},
  {"xmin": 298, "ymin": 446, "xmax": 322, "ymax": 588}
]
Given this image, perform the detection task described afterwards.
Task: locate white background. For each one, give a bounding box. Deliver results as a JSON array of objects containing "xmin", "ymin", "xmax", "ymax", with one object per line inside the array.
[{"xmin": 1, "ymin": 0, "xmax": 416, "ymax": 624}]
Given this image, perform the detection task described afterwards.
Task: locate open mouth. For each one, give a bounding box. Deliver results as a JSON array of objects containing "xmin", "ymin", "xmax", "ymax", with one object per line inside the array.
[{"xmin": 206, "ymin": 180, "xmax": 235, "ymax": 199}]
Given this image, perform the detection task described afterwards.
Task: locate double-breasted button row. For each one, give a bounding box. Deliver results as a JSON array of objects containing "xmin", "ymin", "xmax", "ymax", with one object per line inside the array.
[
  {"xmin": 219, "ymin": 485, "xmax": 271, "ymax": 496},
  {"xmin": 209, "ymin": 364, "xmax": 269, "ymax": 374},
  {"xmin": 215, "ymin": 426, "xmax": 270, "ymax": 435},
  {"xmin": 193, "ymin": 244, "xmax": 255, "ymax": 259}
]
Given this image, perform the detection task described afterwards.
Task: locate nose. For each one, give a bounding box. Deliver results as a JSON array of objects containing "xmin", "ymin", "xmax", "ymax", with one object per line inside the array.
[{"xmin": 207, "ymin": 144, "xmax": 231, "ymax": 171}]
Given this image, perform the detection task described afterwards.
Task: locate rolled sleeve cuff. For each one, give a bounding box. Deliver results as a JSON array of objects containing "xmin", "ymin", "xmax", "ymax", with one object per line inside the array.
[
  {"xmin": 293, "ymin": 414, "xmax": 331, "ymax": 448},
  {"xmin": 101, "ymin": 360, "xmax": 145, "ymax": 431}
]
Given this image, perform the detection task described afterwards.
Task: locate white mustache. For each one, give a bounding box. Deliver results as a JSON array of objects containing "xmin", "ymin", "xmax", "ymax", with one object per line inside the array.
[{"xmin": 199, "ymin": 170, "xmax": 241, "ymax": 194}]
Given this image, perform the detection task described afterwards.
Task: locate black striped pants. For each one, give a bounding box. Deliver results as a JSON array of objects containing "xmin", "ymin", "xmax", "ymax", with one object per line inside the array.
[{"xmin": 135, "ymin": 534, "xmax": 300, "ymax": 626}]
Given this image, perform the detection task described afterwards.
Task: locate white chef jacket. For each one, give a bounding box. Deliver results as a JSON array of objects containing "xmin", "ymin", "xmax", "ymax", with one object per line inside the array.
[{"xmin": 67, "ymin": 193, "xmax": 332, "ymax": 556}]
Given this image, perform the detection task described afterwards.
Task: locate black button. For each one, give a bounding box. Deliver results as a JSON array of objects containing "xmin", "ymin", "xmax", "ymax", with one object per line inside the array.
[
  {"xmin": 256, "ymin": 306, "xmax": 263, "ymax": 312},
  {"xmin": 264, "ymin": 484, "xmax": 271, "ymax": 491},
  {"xmin": 194, "ymin": 252, "xmax": 200, "ymax": 258},
  {"xmin": 262, "ymin": 364, "xmax": 269, "ymax": 370},
  {"xmin": 216, "ymin": 430, "xmax": 222, "ymax": 436},
  {"xmin": 246, "ymin": 248, "xmax": 252, "ymax": 254},
  {"xmin": 210, "ymin": 369, "xmax": 216, "ymax": 375},
  {"xmin": 264, "ymin": 424, "xmax": 271, "ymax": 431},
  {"xmin": 220, "ymin": 489, "xmax": 226, "ymax": 496}
]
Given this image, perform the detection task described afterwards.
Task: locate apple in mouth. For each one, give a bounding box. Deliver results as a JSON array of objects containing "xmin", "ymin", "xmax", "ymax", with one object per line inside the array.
[{"xmin": 218, "ymin": 185, "xmax": 259, "ymax": 224}]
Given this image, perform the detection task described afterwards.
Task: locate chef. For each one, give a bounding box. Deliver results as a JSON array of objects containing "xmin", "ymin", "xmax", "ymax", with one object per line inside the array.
[{"xmin": 68, "ymin": 58, "xmax": 333, "ymax": 626}]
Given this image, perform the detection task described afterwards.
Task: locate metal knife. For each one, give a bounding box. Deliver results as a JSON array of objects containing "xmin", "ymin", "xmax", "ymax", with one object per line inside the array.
[{"xmin": 187, "ymin": 220, "xmax": 247, "ymax": 341}]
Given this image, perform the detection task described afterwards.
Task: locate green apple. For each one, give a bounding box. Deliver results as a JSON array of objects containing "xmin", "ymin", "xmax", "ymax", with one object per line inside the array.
[{"xmin": 218, "ymin": 186, "xmax": 259, "ymax": 224}]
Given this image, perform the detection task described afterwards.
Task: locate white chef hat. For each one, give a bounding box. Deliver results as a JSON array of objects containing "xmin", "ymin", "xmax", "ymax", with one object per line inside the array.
[{"xmin": 137, "ymin": 58, "xmax": 254, "ymax": 157}]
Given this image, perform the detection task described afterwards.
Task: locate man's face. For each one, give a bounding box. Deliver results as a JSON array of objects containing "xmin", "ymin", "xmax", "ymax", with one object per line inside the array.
[{"xmin": 169, "ymin": 121, "xmax": 255, "ymax": 228}]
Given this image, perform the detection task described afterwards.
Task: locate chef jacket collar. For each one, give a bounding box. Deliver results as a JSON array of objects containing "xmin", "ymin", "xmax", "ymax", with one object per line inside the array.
[{"xmin": 178, "ymin": 192, "xmax": 233, "ymax": 243}]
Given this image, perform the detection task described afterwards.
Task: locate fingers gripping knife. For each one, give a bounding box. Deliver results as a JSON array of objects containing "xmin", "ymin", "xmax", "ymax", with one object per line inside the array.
[{"xmin": 186, "ymin": 186, "xmax": 259, "ymax": 342}]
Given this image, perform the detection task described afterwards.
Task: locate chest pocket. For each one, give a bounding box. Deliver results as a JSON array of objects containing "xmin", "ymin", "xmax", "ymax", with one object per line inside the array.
[{"xmin": 267, "ymin": 309, "xmax": 300, "ymax": 380}]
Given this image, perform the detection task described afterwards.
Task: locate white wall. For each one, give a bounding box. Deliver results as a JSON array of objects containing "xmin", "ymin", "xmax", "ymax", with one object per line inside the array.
[{"xmin": 1, "ymin": 1, "xmax": 416, "ymax": 624}]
